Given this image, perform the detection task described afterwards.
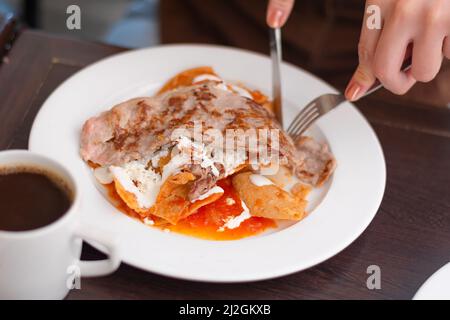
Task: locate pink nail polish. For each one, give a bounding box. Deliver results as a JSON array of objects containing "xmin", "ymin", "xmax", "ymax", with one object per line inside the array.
[
  {"xmin": 270, "ymin": 10, "xmax": 284, "ymax": 28},
  {"xmin": 346, "ymin": 83, "xmax": 362, "ymax": 101}
]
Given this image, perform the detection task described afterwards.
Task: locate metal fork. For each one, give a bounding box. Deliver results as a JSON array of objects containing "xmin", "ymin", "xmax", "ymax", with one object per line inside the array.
[{"xmin": 287, "ymin": 62, "xmax": 412, "ymax": 141}]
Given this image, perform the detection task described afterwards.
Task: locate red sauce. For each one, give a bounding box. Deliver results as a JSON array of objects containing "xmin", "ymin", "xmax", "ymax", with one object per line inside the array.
[
  {"xmin": 167, "ymin": 179, "xmax": 276, "ymax": 240},
  {"xmin": 104, "ymin": 178, "xmax": 276, "ymax": 240}
]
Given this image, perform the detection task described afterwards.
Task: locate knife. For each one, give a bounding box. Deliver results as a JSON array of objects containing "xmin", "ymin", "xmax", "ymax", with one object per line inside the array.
[{"xmin": 270, "ymin": 27, "xmax": 283, "ymax": 126}]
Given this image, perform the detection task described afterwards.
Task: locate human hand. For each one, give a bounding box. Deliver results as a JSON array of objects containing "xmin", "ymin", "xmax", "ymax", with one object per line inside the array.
[
  {"xmin": 346, "ymin": 0, "xmax": 450, "ymax": 101},
  {"xmin": 266, "ymin": 0, "xmax": 295, "ymax": 28}
]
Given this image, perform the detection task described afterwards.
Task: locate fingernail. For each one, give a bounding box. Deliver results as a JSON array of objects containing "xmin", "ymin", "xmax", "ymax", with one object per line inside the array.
[
  {"xmin": 345, "ymin": 82, "xmax": 363, "ymax": 101},
  {"xmin": 269, "ymin": 9, "xmax": 284, "ymax": 28}
]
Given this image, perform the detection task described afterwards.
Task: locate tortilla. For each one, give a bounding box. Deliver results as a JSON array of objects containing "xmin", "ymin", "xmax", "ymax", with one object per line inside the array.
[
  {"xmin": 232, "ymin": 172, "xmax": 307, "ymax": 220},
  {"xmin": 153, "ymin": 178, "xmax": 223, "ymax": 224}
]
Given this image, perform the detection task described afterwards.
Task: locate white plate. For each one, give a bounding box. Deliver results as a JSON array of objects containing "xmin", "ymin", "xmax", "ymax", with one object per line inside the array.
[
  {"xmin": 29, "ymin": 45, "xmax": 386, "ymax": 282},
  {"xmin": 414, "ymin": 263, "xmax": 450, "ymax": 300}
]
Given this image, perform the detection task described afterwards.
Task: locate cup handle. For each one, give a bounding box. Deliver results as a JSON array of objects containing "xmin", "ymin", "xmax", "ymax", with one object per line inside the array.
[{"xmin": 74, "ymin": 224, "xmax": 121, "ymax": 277}]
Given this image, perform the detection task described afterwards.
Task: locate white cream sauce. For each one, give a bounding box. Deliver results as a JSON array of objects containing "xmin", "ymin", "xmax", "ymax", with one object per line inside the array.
[
  {"xmin": 192, "ymin": 186, "xmax": 224, "ymax": 203},
  {"xmin": 193, "ymin": 74, "xmax": 252, "ymax": 100},
  {"xmin": 93, "ymin": 166, "xmax": 114, "ymax": 184},
  {"xmin": 218, "ymin": 200, "xmax": 252, "ymax": 231},
  {"xmin": 249, "ymin": 174, "xmax": 274, "ymax": 187}
]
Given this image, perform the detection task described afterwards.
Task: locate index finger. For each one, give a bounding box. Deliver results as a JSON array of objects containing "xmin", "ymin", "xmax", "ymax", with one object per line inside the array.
[{"xmin": 345, "ymin": 1, "xmax": 384, "ymax": 100}]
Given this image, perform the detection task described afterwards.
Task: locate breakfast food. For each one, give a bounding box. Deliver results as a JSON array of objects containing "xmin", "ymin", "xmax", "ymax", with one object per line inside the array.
[{"xmin": 80, "ymin": 67, "xmax": 336, "ymax": 240}]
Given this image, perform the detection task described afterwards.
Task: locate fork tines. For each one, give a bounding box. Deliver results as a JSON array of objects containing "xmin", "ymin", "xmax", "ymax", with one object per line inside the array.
[{"xmin": 286, "ymin": 100, "xmax": 320, "ymax": 140}]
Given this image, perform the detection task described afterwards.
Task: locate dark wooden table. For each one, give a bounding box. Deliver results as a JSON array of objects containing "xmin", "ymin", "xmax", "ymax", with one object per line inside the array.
[{"xmin": 1, "ymin": 22, "xmax": 449, "ymax": 300}]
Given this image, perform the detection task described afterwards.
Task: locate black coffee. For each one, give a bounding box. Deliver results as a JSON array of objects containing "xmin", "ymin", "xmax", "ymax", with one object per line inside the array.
[{"xmin": 0, "ymin": 167, "xmax": 72, "ymax": 231}]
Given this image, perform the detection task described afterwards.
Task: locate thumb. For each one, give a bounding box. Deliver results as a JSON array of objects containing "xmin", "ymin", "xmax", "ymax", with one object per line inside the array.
[
  {"xmin": 345, "ymin": 64, "xmax": 377, "ymax": 101},
  {"xmin": 266, "ymin": 0, "xmax": 295, "ymax": 28}
]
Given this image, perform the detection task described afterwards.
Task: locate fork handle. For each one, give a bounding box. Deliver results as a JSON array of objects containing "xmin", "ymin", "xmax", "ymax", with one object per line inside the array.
[{"xmin": 361, "ymin": 57, "xmax": 412, "ymax": 98}]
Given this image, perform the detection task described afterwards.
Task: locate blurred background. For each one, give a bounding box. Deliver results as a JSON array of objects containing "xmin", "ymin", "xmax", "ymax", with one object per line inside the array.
[
  {"xmin": 0, "ymin": 0, "xmax": 363, "ymax": 86},
  {"xmin": 0, "ymin": 0, "xmax": 448, "ymax": 107},
  {"xmin": 0, "ymin": 0, "xmax": 160, "ymax": 47}
]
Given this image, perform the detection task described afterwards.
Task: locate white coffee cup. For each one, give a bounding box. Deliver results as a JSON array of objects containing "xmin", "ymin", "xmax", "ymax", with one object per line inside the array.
[{"xmin": 0, "ymin": 150, "xmax": 121, "ymax": 299}]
